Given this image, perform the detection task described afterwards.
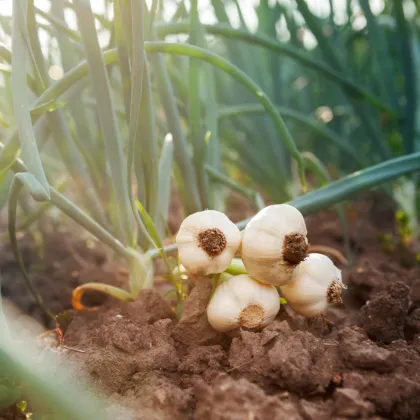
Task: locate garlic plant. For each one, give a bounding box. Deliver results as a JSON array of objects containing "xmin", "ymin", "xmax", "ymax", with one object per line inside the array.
[
  {"xmin": 207, "ymin": 274, "xmax": 280, "ymax": 332},
  {"xmin": 279, "ymin": 253, "xmax": 344, "ymax": 318},
  {"xmin": 176, "ymin": 210, "xmax": 241, "ymax": 275},
  {"xmin": 241, "ymin": 204, "xmax": 309, "ymax": 286}
]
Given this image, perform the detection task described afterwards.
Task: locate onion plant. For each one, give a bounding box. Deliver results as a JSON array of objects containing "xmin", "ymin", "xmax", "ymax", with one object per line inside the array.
[{"xmin": 0, "ymin": 0, "xmax": 420, "ymax": 320}]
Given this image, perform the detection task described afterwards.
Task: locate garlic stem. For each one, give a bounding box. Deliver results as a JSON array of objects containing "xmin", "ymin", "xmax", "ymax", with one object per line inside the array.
[{"xmin": 225, "ymin": 258, "xmax": 248, "ymax": 275}]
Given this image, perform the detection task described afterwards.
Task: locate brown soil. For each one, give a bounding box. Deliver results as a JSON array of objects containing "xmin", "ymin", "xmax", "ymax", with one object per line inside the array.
[{"xmin": 3, "ymin": 191, "xmax": 420, "ymax": 419}]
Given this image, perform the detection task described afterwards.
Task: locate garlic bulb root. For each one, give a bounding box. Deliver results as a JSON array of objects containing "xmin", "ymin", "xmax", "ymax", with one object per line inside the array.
[
  {"xmin": 176, "ymin": 210, "xmax": 241, "ymax": 276},
  {"xmin": 207, "ymin": 274, "xmax": 280, "ymax": 332},
  {"xmin": 241, "ymin": 204, "xmax": 309, "ymax": 286},
  {"xmin": 197, "ymin": 228, "xmax": 227, "ymax": 257}
]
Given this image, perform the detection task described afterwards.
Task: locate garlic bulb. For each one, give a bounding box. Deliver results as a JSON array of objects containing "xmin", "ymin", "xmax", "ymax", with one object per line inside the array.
[
  {"xmin": 241, "ymin": 204, "xmax": 308, "ymax": 286},
  {"xmin": 280, "ymin": 253, "xmax": 344, "ymax": 318},
  {"xmin": 207, "ymin": 274, "xmax": 280, "ymax": 332},
  {"xmin": 176, "ymin": 210, "xmax": 241, "ymax": 275}
]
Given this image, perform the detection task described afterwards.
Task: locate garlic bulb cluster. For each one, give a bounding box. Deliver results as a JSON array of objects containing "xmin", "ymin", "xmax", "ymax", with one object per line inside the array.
[
  {"xmin": 241, "ymin": 204, "xmax": 309, "ymax": 286},
  {"xmin": 280, "ymin": 253, "xmax": 344, "ymax": 318},
  {"xmin": 176, "ymin": 210, "xmax": 241, "ymax": 275},
  {"xmin": 175, "ymin": 205, "xmax": 345, "ymax": 332},
  {"xmin": 207, "ymin": 274, "xmax": 280, "ymax": 332}
]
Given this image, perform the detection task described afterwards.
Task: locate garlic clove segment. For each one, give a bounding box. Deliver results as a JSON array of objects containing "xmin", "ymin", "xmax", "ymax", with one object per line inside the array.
[
  {"xmin": 279, "ymin": 253, "xmax": 344, "ymax": 318},
  {"xmin": 241, "ymin": 204, "xmax": 308, "ymax": 286},
  {"xmin": 176, "ymin": 210, "xmax": 241, "ymax": 276},
  {"xmin": 207, "ymin": 274, "xmax": 280, "ymax": 332}
]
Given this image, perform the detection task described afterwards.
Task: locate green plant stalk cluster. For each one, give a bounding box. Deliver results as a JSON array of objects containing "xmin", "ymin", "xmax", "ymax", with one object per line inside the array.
[{"xmin": 0, "ymin": 0, "xmax": 419, "ymax": 324}]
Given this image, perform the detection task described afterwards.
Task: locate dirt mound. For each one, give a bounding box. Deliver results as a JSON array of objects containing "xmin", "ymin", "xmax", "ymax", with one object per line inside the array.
[{"xmin": 57, "ymin": 271, "xmax": 420, "ymax": 420}]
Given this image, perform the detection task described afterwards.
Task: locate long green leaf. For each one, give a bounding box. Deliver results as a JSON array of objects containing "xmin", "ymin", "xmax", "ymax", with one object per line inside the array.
[
  {"xmin": 7, "ymin": 173, "xmax": 54, "ymax": 320},
  {"xmin": 113, "ymin": 0, "xmax": 132, "ymax": 119},
  {"xmin": 2, "ymin": 142, "xmax": 128, "ymax": 259},
  {"xmin": 51, "ymin": 0, "xmax": 102, "ymax": 188},
  {"xmin": 154, "ymin": 21, "xmax": 397, "ymax": 117},
  {"xmin": 188, "ymin": 0, "xmax": 208, "ymax": 206},
  {"xmin": 73, "ymin": 0, "xmax": 135, "ymax": 245},
  {"xmin": 218, "ymin": 103, "xmax": 366, "ymax": 167},
  {"xmin": 238, "ymin": 151, "xmax": 420, "ymax": 229},
  {"xmin": 145, "ymin": 41, "xmax": 305, "ymax": 188},
  {"xmin": 1, "ymin": 333, "xmax": 109, "ymax": 419},
  {"xmin": 394, "ymin": 0, "xmax": 416, "ymax": 154},
  {"xmin": 300, "ymin": 152, "xmax": 351, "ymax": 261},
  {"xmin": 4, "ymin": 42, "xmax": 305, "ymax": 192},
  {"xmin": 136, "ymin": 200, "xmax": 180, "ymax": 297},
  {"xmin": 150, "ymin": 151, "xmax": 420, "ymax": 260},
  {"xmin": 27, "ymin": 0, "xmax": 107, "ymax": 226},
  {"xmin": 156, "ymin": 133, "xmax": 174, "ymax": 238},
  {"xmin": 134, "ymin": 62, "xmax": 159, "ymax": 225},
  {"xmin": 148, "ymin": 37, "xmax": 202, "ymax": 215},
  {"xmin": 294, "ymin": 0, "xmax": 391, "ymax": 159},
  {"xmin": 11, "ymin": 0, "xmax": 49, "ymax": 200}
]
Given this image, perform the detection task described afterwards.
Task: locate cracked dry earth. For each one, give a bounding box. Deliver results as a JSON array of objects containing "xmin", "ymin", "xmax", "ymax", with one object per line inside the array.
[{"xmin": 2, "ymin": 192, "xmax": 420, "ymax": 419}]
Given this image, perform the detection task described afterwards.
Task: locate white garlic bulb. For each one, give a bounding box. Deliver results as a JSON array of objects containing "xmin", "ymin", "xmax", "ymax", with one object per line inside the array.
[
  {"xmin": 176, "ymin": 210, "xmax": 241, "ymax": 276},
  {"xmin": 207, "ymin": 274, "xmax": 280, "ymax": 332},
  {"xmin": 280, "ymin": 253, "xmax": 344, "ymax": 318},
  {"xmin": 241, "ymin": 204, "xmax": 308, "ymax": 286}
]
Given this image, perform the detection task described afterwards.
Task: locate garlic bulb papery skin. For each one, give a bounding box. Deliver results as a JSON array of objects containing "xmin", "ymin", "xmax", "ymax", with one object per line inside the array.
[
  {"xmin": 241, "ymin": 204, "xmax": 309, "ymax": 286},
  {"xmin": 207, "ymin": 274, "xmax": 280, "ymax": 332},
  {"xmin": 279, "ymin": 253, "xmax": 344, "ymax": 318},
  {"xmin": 176, "ymin": 210, "xmax": 241, "ymax": 276}
]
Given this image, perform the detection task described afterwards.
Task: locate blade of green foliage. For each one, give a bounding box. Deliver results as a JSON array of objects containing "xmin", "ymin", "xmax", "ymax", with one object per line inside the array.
[
  {"xmin": 8, "ymin": 173, "xmax": 54, "ymax": 320},
  {"xmin": 0, "ymin": 62, "xmax": 37, "ymax": 95},
  {"xmin": 359, "ymin": 0, "xmax": 393, "ymax": 103},
  {"xmin": 35, "ymin": 5, "xmax": 82, "ymax": 43},
  {"xmin": 151, "ymin": 149, "xmax": 420, "ymax": 262},
  {"xmin": 148, "ymin": 30, "xmax": 202, "ymax": 215},
  {"xmin": 0, "ymin": 171, "xmax": 13, "ymax": 213},
  {"xmin": 1, "ymin": 334, "xmax": 109, "ymax": 419},
  {"xmin": 188, "ymin": 0, "xmax": 208, "ymax": 207},
  {"xmin": 300, "ymin": 152, "xmax": 351, "ymax": 261},
  {"xmin": 135, "ymin": 63, "xmax": 159, "ymax": 224},
  {"xmin": 156, "ymin": 134, "xmax": 174, "ymax": 238},
  {"xmin": 73, "ymin": 0, "xmax": 135, "ymax": 245},
  {"xmin": 294, "ymin": 0, "xmax": 392, "ymax": 159},
  {"xmin": 125, "ymin": 0, "xmax": 156, "ymax": 224},
  {"xmin": 11, "ymin": 0, "xmax": 49, "ymax": 200},
  {"xmin": 146, "ymin": 42, "xmax": 306, "ymax": 188},
  {"xmin": 16, "ymin": 178, "xmax": 69, "ymax": 233},
  {"xmin": 206, "ymin": 165, "xmax": 265, "ymax": 210},
  {"xmin": 394, "ymin": 0, "xmax": 416, "ymax": 154},
  {"xmin": 146, "ymin": 0, "xmax": 159, "ymax": 38},
  {"xmin": 51, "ymin": 0, "xmax": 102, "ymax": 184},
  {"xmin": 2, "ymin": 142, "xmax": 128, "ymax": 260},
  {"xmin": 113, "ymin": 0, "xmax": 132, "ymax": 119},
  {"xmin": 205, "ymin": 66, "xmax": 223, "ymax": 210},
  {"xmin": 155, "ymin": 22, "xmax": 397, "ymax": 117},
  {"xmin": 27, "ymin": 0, "xmax": 106, "ymax": 226},
  {"xmin": 136, "ymin": 199, "xmax": 180, "ymax": 296},
  {"xmin": 16, "ymin": 1, "xmax": 45, "ymax": 91},
  {"xmin": 218, "ymin": 104, "xmax": 366, "ymax": 167},
  {"xmin": 235, "ymin": 151, "xmax": 420, "ymax": 229}
]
